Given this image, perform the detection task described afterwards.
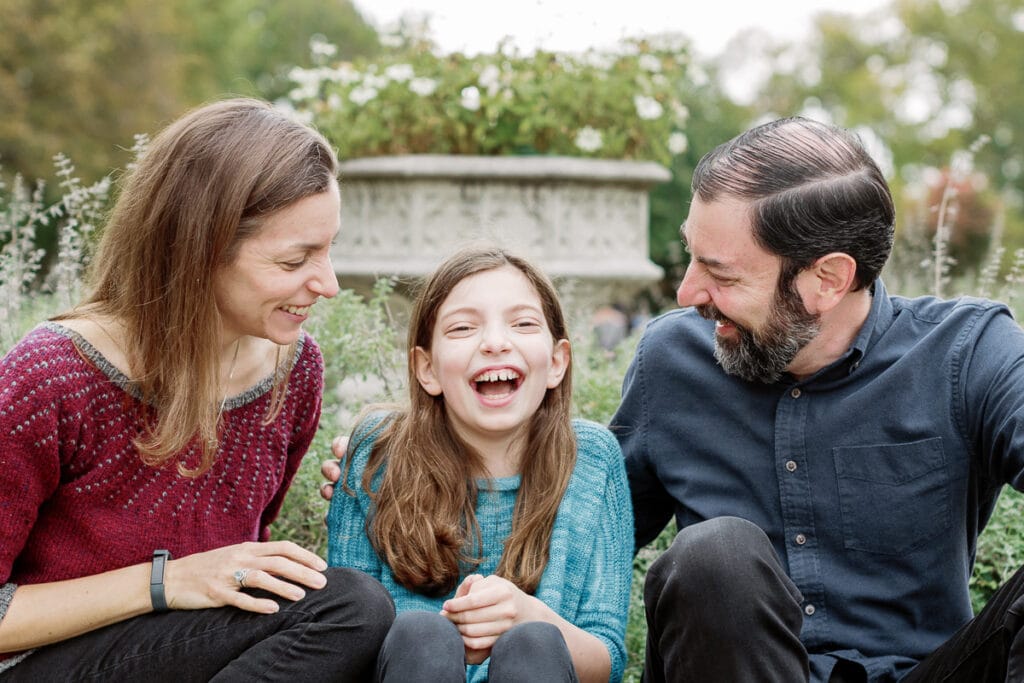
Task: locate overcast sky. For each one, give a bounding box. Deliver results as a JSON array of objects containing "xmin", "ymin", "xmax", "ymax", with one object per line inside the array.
[{"xmin": 353, "ymin": 0, "xmax": 892, "ymax": 57}]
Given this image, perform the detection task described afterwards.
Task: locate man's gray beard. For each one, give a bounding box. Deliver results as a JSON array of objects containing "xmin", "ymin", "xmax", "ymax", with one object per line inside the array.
[{"xmin": 702, "ymin": 284, "xmax": 821, "ymax": 384}]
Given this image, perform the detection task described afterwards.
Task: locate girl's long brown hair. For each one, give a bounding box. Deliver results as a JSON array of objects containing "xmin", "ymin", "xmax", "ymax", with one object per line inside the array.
[
  {"xmin": 59, "ymin": 98, "xmax": 338, "ymax": 476},
  {"xmin": 345, "ymin": 246, "xmax": 576, "ymax": 596}
]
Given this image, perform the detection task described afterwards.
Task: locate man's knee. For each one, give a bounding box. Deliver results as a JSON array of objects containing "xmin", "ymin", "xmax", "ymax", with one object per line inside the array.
[{"xmin": 646, "ymin": 517, "xmax": 783, "ymax": 610}]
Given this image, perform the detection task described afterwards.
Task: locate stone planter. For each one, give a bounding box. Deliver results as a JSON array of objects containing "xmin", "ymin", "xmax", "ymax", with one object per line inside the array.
[{"xmin": 332, "ymin": 154, "xmax": 670, "ymax": 311}]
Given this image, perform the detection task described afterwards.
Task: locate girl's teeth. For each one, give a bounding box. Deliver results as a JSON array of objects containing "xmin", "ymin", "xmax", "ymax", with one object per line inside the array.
[{"xmin": 475, "ymin": 369, "xmax": 520, "ymax": 382}]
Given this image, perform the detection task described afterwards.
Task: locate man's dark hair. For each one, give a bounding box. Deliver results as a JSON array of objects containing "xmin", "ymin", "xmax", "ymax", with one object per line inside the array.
[{"xmin": 691, "ymin": 117, "xmax": 895, "ymax": 290}]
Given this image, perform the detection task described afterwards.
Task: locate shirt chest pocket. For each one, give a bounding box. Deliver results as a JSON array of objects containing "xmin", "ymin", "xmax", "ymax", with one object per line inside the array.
[{"xmin": 833, "ymin": 437, "xmax": 951, "ymax": 555}]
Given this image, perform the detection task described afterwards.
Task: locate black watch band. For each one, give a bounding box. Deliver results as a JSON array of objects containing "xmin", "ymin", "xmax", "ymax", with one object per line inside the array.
[{"xmin": 150, "ymin": 549, "xmax": 171, "ymax": 612}]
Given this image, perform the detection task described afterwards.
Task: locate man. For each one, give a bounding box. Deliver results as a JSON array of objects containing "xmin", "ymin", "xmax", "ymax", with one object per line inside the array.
[{"xmin": 616, "ymin": 117, "xmax": 1024, "ymax": 682}]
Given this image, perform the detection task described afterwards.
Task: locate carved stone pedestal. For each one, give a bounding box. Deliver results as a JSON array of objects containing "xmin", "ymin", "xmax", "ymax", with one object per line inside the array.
[{"xmin": 332, "ymin": 154, "xmax": 669, "ymax": 312}]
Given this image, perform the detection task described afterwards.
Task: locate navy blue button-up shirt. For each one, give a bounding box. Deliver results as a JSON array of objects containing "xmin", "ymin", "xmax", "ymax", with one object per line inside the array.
[{"xmin": 612, "ymin": 279, "xmax": 1024, "ymax": 682}]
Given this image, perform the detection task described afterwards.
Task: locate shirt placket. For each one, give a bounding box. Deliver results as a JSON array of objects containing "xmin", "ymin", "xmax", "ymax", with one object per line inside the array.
[{"xmin": 774, "ymin": 384, "xmax": 828, "ymax": 644}]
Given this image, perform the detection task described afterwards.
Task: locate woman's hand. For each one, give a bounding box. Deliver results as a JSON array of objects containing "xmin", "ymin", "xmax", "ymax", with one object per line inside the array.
[
  {"xmin": 440, "ymin": 574, "xmax": 543, "ymax": 665},
  {"xmin": 318, "ymin": 435, "xmax": 347, "ymax": 501},
  {"xmin": 165, "ymin": 540, "xmax": 327, "ymax": 613}
]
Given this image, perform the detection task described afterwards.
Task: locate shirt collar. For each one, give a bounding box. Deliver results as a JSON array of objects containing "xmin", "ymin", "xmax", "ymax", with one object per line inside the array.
[{"xmin": 797, "ymin": 278, "xmax": 891, "ymax": 386}]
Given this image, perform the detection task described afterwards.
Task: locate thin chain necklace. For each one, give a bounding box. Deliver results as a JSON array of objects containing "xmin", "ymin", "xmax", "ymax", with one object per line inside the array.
[
  {"xmin": 208, "ymin": 338, "xmax": 241, "ymax": 452},
  {"xmin": 218, "ymin": 338, "xmax": 242, "ymax": 421}
]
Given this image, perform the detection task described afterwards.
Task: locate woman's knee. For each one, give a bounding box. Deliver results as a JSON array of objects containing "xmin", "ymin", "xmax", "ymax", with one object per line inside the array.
[{"xmin": 307, "ymin": 567, "xmax": 395, "ymax": 643}]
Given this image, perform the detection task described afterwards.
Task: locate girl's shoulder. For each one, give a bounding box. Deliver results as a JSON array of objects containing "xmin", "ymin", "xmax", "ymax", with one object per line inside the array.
[
  {"xmin": 570, "ymin": 418, "xmax": 624, "ymax": 469},
  {"xmin": 342, "ymin": 410, "xmax": 398, "ymax": 478}
]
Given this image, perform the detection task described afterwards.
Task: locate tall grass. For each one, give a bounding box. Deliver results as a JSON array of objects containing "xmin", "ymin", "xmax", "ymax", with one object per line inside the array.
[{"xmin": 3, "ymin": 148, "xmax": 1023, "ymax": 681}]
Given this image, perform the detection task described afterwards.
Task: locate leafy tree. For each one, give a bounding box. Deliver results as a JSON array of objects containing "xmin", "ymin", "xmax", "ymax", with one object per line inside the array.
[
  {"xmin": 743, "ymin": 0, "xmax": 1024, "ymax": 273},
  {"xmin": 0, "ymin": 0, "xmax": 380, "ymax": 185}
]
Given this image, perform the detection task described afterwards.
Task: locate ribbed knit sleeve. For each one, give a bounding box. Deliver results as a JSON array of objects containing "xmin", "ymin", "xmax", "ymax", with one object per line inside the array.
[
  {"xmin": 325, "ymin": 414, "xmax": 387, "ymax": 577},
  {"xmin": 538, "ymin": 420, "xmax": 633, "ymax": 683},
  {"xmin": 0, "ymin": 329, "xmax": 67, "ymax": 584}
]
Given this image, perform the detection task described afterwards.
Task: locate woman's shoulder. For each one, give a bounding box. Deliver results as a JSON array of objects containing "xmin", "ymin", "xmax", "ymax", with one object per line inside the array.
[
  {"xmin": 292, "ymin": 331, "xmax": 323, "ymax": 375},
  {"xmin": 2, "ymin": 323, "xmax": 99, "ymax": 379}
]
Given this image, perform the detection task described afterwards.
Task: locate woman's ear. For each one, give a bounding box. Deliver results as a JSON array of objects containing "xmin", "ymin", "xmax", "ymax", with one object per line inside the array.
[
  {"xmin": 412, "ymin": 346, "xmax": 443, "ymax": 396},
  {"xmin": 546, "ymin": 338, "xmax": 571, "ymax": 389}
]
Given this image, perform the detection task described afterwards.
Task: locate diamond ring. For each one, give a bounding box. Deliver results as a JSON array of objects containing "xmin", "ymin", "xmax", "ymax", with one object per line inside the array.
[{"xmin": 233, "ymin": 568, "xmax": 250, "ymax": 588}]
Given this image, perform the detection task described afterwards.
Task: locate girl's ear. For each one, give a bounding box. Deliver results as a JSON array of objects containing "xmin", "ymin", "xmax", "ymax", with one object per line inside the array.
[
  {"xmin": 546, "ymin": 338, "xmax": 571, "ymax": 389},
  {"xmin": 412, "ymin": 346, "xmax": 443, "ymax": 396}
]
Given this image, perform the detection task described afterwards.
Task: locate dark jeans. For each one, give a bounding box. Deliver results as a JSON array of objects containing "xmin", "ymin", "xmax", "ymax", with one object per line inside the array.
[
  {"xmin": 642, "ymin": 516, "xmax": 1024, "ymax": 683},
  {"xmin": 3, "ymin": 567, "xmax": 394, "ymax": 682},
  {"xmin": 375, "ymin": 611, "xmax": 579, "ymax": 683}
]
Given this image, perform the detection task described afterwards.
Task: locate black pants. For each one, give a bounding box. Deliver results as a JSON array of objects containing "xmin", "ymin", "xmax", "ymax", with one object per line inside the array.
[
  {"xmin": 3, "ymin": 567, "xmax": 395, "ymax": 682},
  {"xmin": 643, "ymin": 516, "xmax": 1024, "ymax": 683},
  {"xmin": 375, "ymin": 611, "xmax": 579, "ymax": 682}
]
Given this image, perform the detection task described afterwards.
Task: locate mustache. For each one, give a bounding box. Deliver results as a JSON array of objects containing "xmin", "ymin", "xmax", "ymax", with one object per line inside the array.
[{"xmin": 696, "ymin": 304, "xmax": 738, "ymax": 328}]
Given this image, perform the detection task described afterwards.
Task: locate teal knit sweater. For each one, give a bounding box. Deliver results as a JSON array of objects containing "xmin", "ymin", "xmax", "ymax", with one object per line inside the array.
[{"xmin": 326, "ymin": 418, "xmax": 633, "ymax": 683}]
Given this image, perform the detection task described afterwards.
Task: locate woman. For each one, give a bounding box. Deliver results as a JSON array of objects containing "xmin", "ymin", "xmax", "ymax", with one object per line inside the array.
[{"xmin": 0, "ymin": 98, "xmax": 393, "ymax": 681}]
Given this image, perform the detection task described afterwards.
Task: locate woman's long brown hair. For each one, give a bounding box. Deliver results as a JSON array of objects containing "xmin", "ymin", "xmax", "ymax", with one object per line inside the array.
[
  {"xmin": 59, "ymin": 98, "xmax": 338, "ymax": 476},
  {"xmin": 345, "ymin": 246, "xmax": 576, "ymax": 596}
]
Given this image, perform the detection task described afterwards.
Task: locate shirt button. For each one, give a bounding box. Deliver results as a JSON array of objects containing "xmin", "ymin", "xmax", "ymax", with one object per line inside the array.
[
  {"xmin": 790, "ymin": 388, "xmax": 802, "ymax": 398},
  {"xmin": 785, "ymin": 460, "xmax": 798, "ymax": 472},
  {"xmin": 795, "ymin": 533, "xmax": 807, "ymax": 545},
  {"xmin": 805, "ymin": 604, "xmax": 816, "ymax": 616}
]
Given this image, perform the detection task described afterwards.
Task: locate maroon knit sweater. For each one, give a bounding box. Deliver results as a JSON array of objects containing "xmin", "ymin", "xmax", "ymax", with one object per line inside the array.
[{"xmin": 0, "ymin": 323, "xmax": 323, "ymax": 593}]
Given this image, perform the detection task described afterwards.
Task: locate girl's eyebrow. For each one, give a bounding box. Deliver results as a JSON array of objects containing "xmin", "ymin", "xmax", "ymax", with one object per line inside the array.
[{"xmin": 438, "ymin": 303, "xmax": 543, "ymax": 320}]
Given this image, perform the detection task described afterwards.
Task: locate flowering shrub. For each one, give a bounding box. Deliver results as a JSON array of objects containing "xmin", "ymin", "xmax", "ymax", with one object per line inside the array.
[{"xmin": 283, "ymin": 38, "xmax": 698, "ymax": 165}]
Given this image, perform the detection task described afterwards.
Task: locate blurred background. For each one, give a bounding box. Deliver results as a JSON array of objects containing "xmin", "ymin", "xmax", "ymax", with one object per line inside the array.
[{"xmin": 2, "ymin": 0, "xmax": 1022, "ymax": 312}]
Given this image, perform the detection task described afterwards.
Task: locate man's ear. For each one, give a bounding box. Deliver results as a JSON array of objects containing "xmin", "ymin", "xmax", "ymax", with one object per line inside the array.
[
  {"xmin": 412, "ymin": 346, "xmax": 443, "ymax": 396},
  {"xmin": 797, "ymin": 252, "xmax": 858, "ymax": 314},
  {"xmin": 547, "ymin": 338, "xmax": 571, "ymax": 389}
]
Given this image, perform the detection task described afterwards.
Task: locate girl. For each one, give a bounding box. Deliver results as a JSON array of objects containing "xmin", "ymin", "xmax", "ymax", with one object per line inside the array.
[
  {"xmin": 0, "ymin": 98, "xmax": 393, "ymax": 681},
  {"xmin": 327, "ymin": 246, "xmax": 633, "ymax": 683}
]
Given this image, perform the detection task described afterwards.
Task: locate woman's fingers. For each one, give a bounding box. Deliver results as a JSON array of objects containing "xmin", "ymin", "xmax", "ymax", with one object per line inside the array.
[{"xmin": 165, "ymin": 541, "xmax": 328, "ymax": 611}]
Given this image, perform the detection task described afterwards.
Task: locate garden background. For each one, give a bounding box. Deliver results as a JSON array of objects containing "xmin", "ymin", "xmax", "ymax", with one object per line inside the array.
[{"xmin": 2, "ymin": 1, "xmax": 1023, "ymax": 679}]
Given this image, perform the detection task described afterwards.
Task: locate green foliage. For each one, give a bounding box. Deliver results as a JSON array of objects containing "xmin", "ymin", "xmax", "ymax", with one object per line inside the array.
[
  {"xmin": 0, "ymin": 0, "xmax": 380, "ymax": 185},
  {"xmin": 287, "ymin": 39, "xmax": 695, "ymax": 164},
  {"xmin": 0, "ymin": 156, "xmax": 110, "ymax": 349},
  {"xmin": 745, "ymin": 0, "xmax": 1024, "ymax": 274},
  {"xmin": 971, "ymin": 488, "xmax": 1024, "ymax": 613}
]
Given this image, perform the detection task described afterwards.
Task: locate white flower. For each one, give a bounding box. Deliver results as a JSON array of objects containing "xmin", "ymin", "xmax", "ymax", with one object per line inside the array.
[
  {"xmin": 639, "ymin": 54, "xmax": 662, "ymax": 73},
  {"xmin": 327, "ymin": 93, "xmax": 342, "ymax": 110},
  {"xmin": 328, "ymin": 64, "xmax": 362, "ymax": 85},
  {"xmin": 479, "ymin": 64, "xmax": 502, "ymax": 95},
  {"xmin": 668, "ymin": 132, "xmax": 689, "ymax": 155},
  {"xmin": 349, "ymin": 85, "xmax": 379, "ymax": 106},
  {"xmin": 672, "ymin": 102, "xmax": 690, "ymax": 127},
  {"xmin": 309, "ymin": 36, "xmax": 337, "ymax": 60},
  {"xmin": 634, "ymin": 95, "xmax": 664, "ymax": 120},
  {"xmin": 574, "ymin": 126, "xmax": 603, "ymax": 153},
  {"xmin": 385, "ymin": 64, "xmax": 415, "ymax": 82},
  {"xmin": 461, "ymin": 86, "xmax": 481, "ymax": 111},
  {"xmin": 363, "ymin": 74, "xmax": 389, "ymax": 90},
  {"xmin": 409, "ymin": 77, "xmax": 438, "ymax": 96}
]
